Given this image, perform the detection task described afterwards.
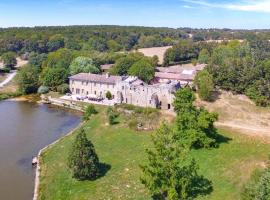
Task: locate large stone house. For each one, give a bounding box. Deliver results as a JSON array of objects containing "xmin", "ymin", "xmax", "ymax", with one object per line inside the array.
[{"xmin": 69, "ymin": 73, "xmax": 180, "ymax": 110}]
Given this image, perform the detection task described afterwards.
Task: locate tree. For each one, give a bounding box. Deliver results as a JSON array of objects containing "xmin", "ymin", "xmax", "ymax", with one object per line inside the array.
[
  {"xmin": 57, "ymin": 83, "xmax": 70, "ymax": 94},
  {"xmin": 242, "ymin": 162, "xmax": 270, "ymax": 200},
  {"xmin": 47, "ymin": 34, "xmax": 65, "ymax": 52},
  {"xmin": 128, "ymin": 58, "xmax": 155, "ymax": 83},
  {"xmin": 107, "ymin": 40, "xmax": 122, "ymax": 52},
  {"xmin": 42, "ymin": 48, "xmax": 73, "ymax": 69},
  {"xmin": 198, "ymin": 49, "xmax": 210, "ymax": 64},
  {"xmin": 194, "ymin": 70, "xmax": 214, "ymax": 101},
  {"xmin": 83, "ymin": 105, "xmax": 98, "ymax": 121},
  {"xmin": 16, "ymin": 65, "xmax": 40, "ymax": 94},
  {"xmin": 68, "ymin": 129, "xmax": 100, "ymax": 180},
  {"xmin": 28, "ymin": 52, "xmax": 47, "ymax": 68},
  {"xmin": 106, "ymin": 91, "xmax": 112, "ymax": 100},
  {"xmin": 173, "ymin": 87, "xmax": 219, "ymax": 148},
  {"xmin": 41, "ymin": 67, "xmax": 69, "ymax": 90},
  {"xmin": 1, "ymin": 52, "xmax": 17, "ymax": 68},
  {"xmin": 69, "ymin": 57, "xmax": 100, "ymax": 75},
  {"xmin": 141, "ymin": 123, "xmax": 212, "ymax": 200},
  {"xmin": 107, "ymin": 107, "xmax": 118, "ymax": 125},
  {"xmin": 110, "ymin": 56, "xmax": 136, "ymax": 75}
]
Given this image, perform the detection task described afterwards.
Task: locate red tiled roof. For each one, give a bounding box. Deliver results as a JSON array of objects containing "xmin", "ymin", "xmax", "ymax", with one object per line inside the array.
[{"xmin": 69, "ymin": 73, "xmax": 121, "ymax": 84}]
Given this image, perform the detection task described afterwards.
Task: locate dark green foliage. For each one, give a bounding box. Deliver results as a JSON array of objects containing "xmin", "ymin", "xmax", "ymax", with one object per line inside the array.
[
  {"xmin": 83, "ymin": 105, "xmax": 98, "ymax": 121},
  {"xmin": 57, "ymin": 83, "xmax": 70, "ymax": 94},
  {"xmin": 68, "ymin": 129, "xmax": 100, "ymax": 180},
  {"xmin": 163, "ymin": 40, "xmax": 200, "ymax": 66},
  {"xmin": 105, "ymin": 91, "xmax": 112, "ymax": 100},
  {"xmin": 141, "ymin": 123, "xmax": 212, "ymax": 200},
  {"xmin": 107, "ymin": 107, "xmax": 118, "ymax": 125},
  {"xmin": 47, "ymin": 34, "xmax": 65, "ymax": 52},
  {"xmin": 16, "ymin": 65, "xmax": 40, "ymax": 94},
  {"xmin": 207, "ymin": 41, "xmax": 270, "ymax": 106},
  {"xmin": 41, "ymin": 67, "xmax": 69, "ymax": 90},
  {"xmin": 128, "ymin": 58, "xmax": 155, "ymax": 83},
  {"xmin": 1, "ymin": 52, "xmax": 17, "ymax": 68},
  {"xmin": 194, "ymin": 70, "xmax": 214, "ymax": 101},
  {"xmin": 173, "ymin": 87, "xmax": 219, "ymax": 148},
  {"xmin": 198, "ymin": 49, "xmax": 210, "ymax": 64},
  {"xmin": 42, "ymin": 48, "xmax": 73, "ymax": 69},
  {"xmin": 241, "ymin": 162, "xmax": 270, "ymax": 200},
  {"xmin": 28, "ymin": 52, "xmax": 47, "ymax": 68},
  {"xmin": 110, "ymin": 56, "xmax": 136, "ymax": 75}
]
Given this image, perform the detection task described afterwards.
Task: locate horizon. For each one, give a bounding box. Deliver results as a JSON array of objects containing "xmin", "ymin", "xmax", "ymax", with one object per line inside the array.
[{"xmin": 0, "ymin": 0, "xmax": 270, "ymax": 29}]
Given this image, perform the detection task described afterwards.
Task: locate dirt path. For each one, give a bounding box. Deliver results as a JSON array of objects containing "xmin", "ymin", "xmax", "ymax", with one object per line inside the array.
[
  {"xmin": 0, "ymin": 71, "xmax": 17, "ymax": 88},
  {"xmin": 196, "ymin": 91, "xmax": 270, "ymax": 137}
]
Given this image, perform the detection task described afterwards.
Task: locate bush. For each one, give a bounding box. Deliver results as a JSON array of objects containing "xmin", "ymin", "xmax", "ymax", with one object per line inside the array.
[
  {"xmin": 37, "ymin": 86, "xmax": 49, "ymax": 94},
  {"xmin": 105, "ymin": 91, "xmax": 112, "ymax": 100},
  {"xmin": 107, "ymin": 107, "xmax": 118, "ymax": 125},
  {"xmin": 57, "ymin": 83, "xmax": 70, "ymax": 94},
  {"xmin": 0, "ymin": 67, "xmax": 11, "ymax": 73},
  {"xmin": 83, "ymin": 105, "xmax": 98, "ymax": 121}
]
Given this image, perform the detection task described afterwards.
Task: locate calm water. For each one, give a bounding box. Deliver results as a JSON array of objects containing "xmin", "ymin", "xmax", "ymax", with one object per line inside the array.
[{"xmin": 0, "ymin": 101, "xmax": 81, "ymax": 200}]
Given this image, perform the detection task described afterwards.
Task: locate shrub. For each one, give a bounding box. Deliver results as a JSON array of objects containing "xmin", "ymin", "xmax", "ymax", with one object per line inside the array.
[
  {"xmin": 106, "ymin": 91, "xmax": 112, "ymax": 100},
  {"xmin": 107, "ymin": 107, "xmax": 118, "ymax": 125},
  {"xmin": 83, "ymin": 105, "xmax": 98, "ymax": 121},
  {"xmin": 0, "ymin": 67, "xmax": 11, "ymax": 73},
  {"xmin": 57, "ymin": 83, "xmax": 70, "ymax": 94},
  {"xmin": 37, "ymin": 86, "xmax": 49, "ymax": 94}
]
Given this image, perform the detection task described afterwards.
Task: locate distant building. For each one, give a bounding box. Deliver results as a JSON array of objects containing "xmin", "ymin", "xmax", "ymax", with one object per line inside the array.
[
  {"xmin": 100, "ymin": 64, "xmax": 114, "ymax": 73},
  {"xmin": 69, "ymin": 73, "xmax": 180, "ymax": 110},
  {"xmin": 154, "ymin": 63, "xmax": 205, "ymax": 85}
]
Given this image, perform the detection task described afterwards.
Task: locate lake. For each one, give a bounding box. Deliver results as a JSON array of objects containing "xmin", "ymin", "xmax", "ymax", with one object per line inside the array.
[{"xmin": 0, "ymin": 100, "xmax": 81, "ymax": 200}]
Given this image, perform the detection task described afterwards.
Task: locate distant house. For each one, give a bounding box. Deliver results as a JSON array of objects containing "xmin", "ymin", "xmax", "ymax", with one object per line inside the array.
[
  {"xmin": 100, "ymin": 64, "xmax": 114, "ymax": 73},
  {"xmin": 154, "ymin": 64, "xmax": 206, "ymax": 85}
]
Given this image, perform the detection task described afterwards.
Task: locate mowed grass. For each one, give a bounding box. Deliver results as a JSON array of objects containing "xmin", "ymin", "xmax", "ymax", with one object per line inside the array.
[{"xmin": 38, "ymin": 106, "xmax": 270, "ymax": 200}]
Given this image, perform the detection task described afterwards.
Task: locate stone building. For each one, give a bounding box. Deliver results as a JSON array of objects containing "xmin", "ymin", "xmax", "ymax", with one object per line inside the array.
[{"xmin": 69, "ymin": 73, "xmax": 180, "ymax": 110}]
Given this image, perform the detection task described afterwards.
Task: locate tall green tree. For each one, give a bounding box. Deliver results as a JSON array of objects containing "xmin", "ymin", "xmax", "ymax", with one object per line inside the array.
[
  {"xmin": 1, "ymin": 52, "xmax": 17, "ymax": 68},
  {"xmin": 68, "ymin": 129, "xmax": 100, "ymax": 180},
  {"xmin": 128, "ymin": 58, "xmax": 155, "ymax": 83},
  {"xmin": 194, "ymin": 70, "xmax": 214, "ymax": 101},
  {"xmin": 16, "ymin": 65, "xmax": 40, "ymax": 94},
  {"xmin": 173, "ymin": 87, "xmax": 218, "ymax": 148},
  {"xmin": 141, "ymin": 123, "xmax": 212, "ymax": 200},
  {"xmin": 41, "ymin": 67, "xmax": 69, "ymax": 90},
  {"xmin": 70, "ymin": 56, "xmax": 100, "ymax": 75}
]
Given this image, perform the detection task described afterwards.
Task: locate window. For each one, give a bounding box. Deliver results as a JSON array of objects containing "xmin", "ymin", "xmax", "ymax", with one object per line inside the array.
[
  {"xmin": 100, "ymin": 91, "xmax": 102, "ymax": 96},
  {"xmin": 94, "ymin": 82, "xmax": 96, "ymax": 86},
  {"xmin": 168, "ymin": 104, "xmax": 171, "ymax": 109},
  {"xmin": 122, "ymin": 86, "xmax": 124, "ymax": 90},
  {"xmin": 82, "ymin": 89, "xmax": 84, "ymax": 94},
  {"xmin": 76, "ymin": 89, "xmax": 80, "ymax": 94},
  {"xmin": 87, "ymin": 91, "xmax": 89, "ymax": 95},
  {"xmin": 126, "ymin": 98, "xmax": 128, "ymax": 103},
  {"xmin": 149, "ymin": 100, "xmax": 151, "ymax": 104},
  {"xmin": 72, "ymin": 88, "xmax": 74, "ymax": 92},
  {"xmin": 94, "ymin": 91, "xmax": 96, "ymax": 95}
]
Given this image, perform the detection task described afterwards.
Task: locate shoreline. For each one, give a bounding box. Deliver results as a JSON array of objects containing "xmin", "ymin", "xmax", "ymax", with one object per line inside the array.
[
  {"xmin": 33, "ymin": 100, "xmax": 85, "ymax": 200},
  {"xmin": 33, "ymin": 121, "xmax": 84, "ymax": 200}
]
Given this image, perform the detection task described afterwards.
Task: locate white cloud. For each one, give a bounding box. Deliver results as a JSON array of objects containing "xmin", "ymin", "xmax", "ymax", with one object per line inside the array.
[{"xmin": 182, "ymin": 0, "xmax": 270, "ymax": 13}]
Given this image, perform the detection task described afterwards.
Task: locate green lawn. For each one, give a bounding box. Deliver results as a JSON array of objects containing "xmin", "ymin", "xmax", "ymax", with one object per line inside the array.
[{"xmin": 38, "ymin": 106, "xmax": 270, "ymax": 200}]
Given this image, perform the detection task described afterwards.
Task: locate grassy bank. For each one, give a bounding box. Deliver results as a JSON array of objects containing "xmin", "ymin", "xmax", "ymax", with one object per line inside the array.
[{"xmin": 38, "ymin": 105, "xmax": 270, "ymax": 200}]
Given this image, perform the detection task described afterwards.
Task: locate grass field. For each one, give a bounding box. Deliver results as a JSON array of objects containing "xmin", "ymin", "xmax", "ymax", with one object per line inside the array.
[{"xmin": 38, "ymin": 105, "xmax": 270, "ymax": 200}]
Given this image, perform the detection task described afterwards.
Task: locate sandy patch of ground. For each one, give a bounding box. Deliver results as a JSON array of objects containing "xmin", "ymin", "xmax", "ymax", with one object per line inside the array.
[
  {"xmin": 137, "ymin": 46, "xmax": 172, "ymax": 65},
  {"xmin": 195, "ymin": 91, "xmax": 270, "ymax": 137},
  {"xmin": 0, "ymin": 57, "xmax": 28, "ymax": 69}
]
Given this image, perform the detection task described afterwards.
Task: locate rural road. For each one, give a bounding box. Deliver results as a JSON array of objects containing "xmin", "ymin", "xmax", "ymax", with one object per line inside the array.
[{"xmin": 0, "ymin": 70, "xmax": 17, "ymax": 88}]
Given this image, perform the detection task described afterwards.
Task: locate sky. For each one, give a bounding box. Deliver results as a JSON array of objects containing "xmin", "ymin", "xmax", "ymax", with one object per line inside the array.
[{"xmin": 0, "ymin": 0, "xmax": 270, "ymax": 29}]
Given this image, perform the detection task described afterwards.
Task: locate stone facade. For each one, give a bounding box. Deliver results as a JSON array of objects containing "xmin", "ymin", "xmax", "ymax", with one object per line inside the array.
[{"xmin": 69, "ymin": 73, "xmax": 180, "ymax": 110}]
